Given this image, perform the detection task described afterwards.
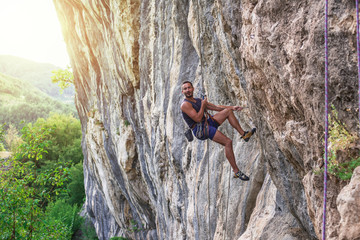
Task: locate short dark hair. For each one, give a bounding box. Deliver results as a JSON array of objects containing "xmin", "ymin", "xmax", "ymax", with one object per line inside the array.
[{"xmin": 182, "ymin": 81, "xmax": 193, "ymax": 87}]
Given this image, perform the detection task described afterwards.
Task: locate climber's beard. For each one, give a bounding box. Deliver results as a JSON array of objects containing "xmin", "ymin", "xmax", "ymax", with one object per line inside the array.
[
  {"xmin": 184, "ymin": 92, "xmax": 193, "ymax": 98},
  {"xmin": 184, "ymin": 88, "xmax": 194, "ymax": 98}
]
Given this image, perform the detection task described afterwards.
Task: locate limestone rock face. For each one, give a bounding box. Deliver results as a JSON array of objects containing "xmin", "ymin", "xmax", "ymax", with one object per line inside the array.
[
  {"xmin": 53, "ymin": 0, "xmax": 359, "ymax": 239},
  {"xmin": 337, "ymin": 166, "xmax": 360, "ymax": 240}
]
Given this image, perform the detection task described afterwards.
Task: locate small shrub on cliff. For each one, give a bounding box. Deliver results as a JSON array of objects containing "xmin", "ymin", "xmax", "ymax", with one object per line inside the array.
[
  {"xmin": 327, "ymin": 106, "xmax": 360, "ymax": 180},
  {"xmin": 128, "ymin": 219, "xmax": 144, "ymax": 232},
  {"xmin": 51, "ymin": 66, "xmax": 74, "ymax": 94}
]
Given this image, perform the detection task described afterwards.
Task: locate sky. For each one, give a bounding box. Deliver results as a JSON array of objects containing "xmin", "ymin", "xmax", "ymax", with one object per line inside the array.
[{"xmin": 0, "ymin": 0, "xmax": 70, "ymax": 68}]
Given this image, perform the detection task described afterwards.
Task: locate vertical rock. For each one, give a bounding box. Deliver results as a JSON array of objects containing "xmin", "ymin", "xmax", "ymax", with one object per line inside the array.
[
  {"xmin": 53, "ymin": 0, "xmax": 359, "ymax": 239},
  {"xmin": 337, "ymin": 166, "xmax": 360, "ymax": 240}
]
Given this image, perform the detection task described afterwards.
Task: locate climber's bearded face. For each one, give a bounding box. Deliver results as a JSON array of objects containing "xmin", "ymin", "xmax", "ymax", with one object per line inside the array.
[{"xmin": 182, "ymin": 83, "xmax": 194, "ymax": 98}]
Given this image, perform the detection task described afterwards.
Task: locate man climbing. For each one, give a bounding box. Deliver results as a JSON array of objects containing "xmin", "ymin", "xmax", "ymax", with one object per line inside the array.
[{"xmin": 180, "ymin": 81, "xmax": 256, "ymax": 181}]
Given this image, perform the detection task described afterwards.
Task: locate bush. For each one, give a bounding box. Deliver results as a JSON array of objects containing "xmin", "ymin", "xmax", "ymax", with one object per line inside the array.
[
  {"xmin": 15, "ymin": 113, "xmax": 82, "ymax": 167},
  {"xmin": 81, "ymin": 220, "xmax": 99, "ymax": 240},
  {"xmin": 32, "ymin": 218, "xmax": 72, "ymax": 240},
  {"xmin": 327, "ymin": 106, "xmax": 360, "ymax": 180},
  {"xmin": 0, "ymin": 158, "xmax": 71, "ymax": 239},
  {"xmin": 66, "ymin": 162, "xmax": 85, "ymax": 206},
  {"xmin": 0, "ymin": 113, "xmax": 85, "ymax": 238},
  {"xmin": 35, "ymin": 113, "xmax": 83, "ymax": 164},
  {"xmin": 45, "ymin": 199, "xmax": 84, "ymax": 234}
]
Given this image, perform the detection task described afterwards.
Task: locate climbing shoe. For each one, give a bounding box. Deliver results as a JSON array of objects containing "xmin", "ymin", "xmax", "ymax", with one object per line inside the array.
[
  {"xmin": 242, "ymin": 128, "xmax": 256, "ymax": 142},
  {"xmin": 234, "ymin": 171, "xmax": 249, "ymax": 181}
]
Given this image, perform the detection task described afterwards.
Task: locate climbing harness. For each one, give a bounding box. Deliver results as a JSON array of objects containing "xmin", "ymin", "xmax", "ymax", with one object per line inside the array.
[{"xmin": 194, "ymin": 113, "xmax": 210, "ymax": 140}]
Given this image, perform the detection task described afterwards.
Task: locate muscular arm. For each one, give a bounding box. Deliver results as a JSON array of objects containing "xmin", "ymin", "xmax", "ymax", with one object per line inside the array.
[
  {"xmin": 206, "ymin": 102, "xmax": 242, "ymax": 112},
  {"xmin": 181, "ymin": 100, "xmax": 207, "ymax": 123}
]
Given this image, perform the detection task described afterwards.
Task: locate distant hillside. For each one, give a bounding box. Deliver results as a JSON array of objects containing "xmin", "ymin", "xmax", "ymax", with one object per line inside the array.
[
  {"xmin": 0, "ymin": 55, "xmax": 75, "ymax": 104},
  {"xmin": 0, "ymin": 72, "xmax": 76, "ymax": 128}
]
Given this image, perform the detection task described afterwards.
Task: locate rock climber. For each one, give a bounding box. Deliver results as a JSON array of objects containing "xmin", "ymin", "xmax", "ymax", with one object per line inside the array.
[{"xmin": 180, "ymin": 81, "xmax": 256, "ymax": 181}]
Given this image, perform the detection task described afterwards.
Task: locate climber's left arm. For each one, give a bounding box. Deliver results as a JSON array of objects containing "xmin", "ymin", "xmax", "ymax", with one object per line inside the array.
[{"xmin": 206, "ymin": 101, "xmax": 243, "ymax": 112}]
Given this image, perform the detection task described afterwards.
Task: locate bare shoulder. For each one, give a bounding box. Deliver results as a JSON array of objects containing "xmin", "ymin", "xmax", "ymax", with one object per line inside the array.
[{"xmin": 181, "ymin": 101, "xmax": 192, "ymax": 112}]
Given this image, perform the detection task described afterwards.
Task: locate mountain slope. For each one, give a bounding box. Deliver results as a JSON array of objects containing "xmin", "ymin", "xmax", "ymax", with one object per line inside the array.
[
  {"xmin": 0, "ymin": 71, "xmax": 76, "ymax": 128},
  {"xmin": 0, "ymin": 55, "xmax": 74, "ymax": 103}
]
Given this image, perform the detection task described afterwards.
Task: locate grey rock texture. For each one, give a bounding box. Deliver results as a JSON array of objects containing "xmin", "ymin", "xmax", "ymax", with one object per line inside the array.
[
  {"xmin": 53, "ymin": 0, "xmax": 359, "ymax": 239},
  {"xmin": 337, "ymin": 166, "xmax": 360, "ymax": 240}
]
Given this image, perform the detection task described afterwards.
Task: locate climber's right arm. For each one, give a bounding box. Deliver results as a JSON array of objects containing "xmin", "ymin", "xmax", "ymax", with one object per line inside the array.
[{"xmin": 181, "ymin": 98, "xmax": 207, "ymax": 122}]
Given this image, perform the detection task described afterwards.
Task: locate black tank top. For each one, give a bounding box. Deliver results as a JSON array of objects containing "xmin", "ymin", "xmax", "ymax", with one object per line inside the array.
[{"xmin": 182, "ymin": 98, "xmax": 203, "ymax": 128}]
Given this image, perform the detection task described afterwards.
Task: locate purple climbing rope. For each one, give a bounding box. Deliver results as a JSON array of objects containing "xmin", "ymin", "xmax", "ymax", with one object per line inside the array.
[
  {"xmin": 357, "ymin": 0, "xmax": 360, "ymax": 130},
  {"xmin": 323, "ymin": 0, "xmax": 329, "ymax": 239}
]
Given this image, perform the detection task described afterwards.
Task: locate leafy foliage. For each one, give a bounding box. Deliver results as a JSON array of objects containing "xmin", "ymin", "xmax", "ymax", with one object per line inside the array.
[
  {"xmin": 0, "ymin": 158, "xmax": 72, "ymax": 239},
  {"xmin": 66, "ymin": 162, "xmax": 86, "ymax": 206},
  {"xmin": 16, "ymin": 122, "xmax": 53, "ymax": 168},
  {"xmin": 329, "ymin": 156, "xmax": 360, "ymax": 180},
  {"xmin": 80, "ymin": 220, "xmax": 99, "ymax": 240},
  {"xmin": 29, "ymin": 113, "xmax": 83, "ymax": 164},
  {"xmin": 51, "ymin": 66, "xmax": 74, "ymax": 93},
  {"xmin": 327, "ymin": 106, "xmax": 360, "ymax": 180},
  {"xmin": 45, "ymin": 199, "xmax": 84, "ymax": 234},
  {"xmin": 0, "ymin": 113, "xmax": 86, "ymax": 239}
]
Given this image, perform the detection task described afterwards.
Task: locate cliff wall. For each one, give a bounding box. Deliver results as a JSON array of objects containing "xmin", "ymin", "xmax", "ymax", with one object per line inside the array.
[{"xmin": 53, "ymin": 0, "xmax": 360, "ymax": 239}]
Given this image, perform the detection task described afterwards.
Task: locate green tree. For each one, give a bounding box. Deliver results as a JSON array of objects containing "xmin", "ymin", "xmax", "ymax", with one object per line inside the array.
[
  {"xmin": 16, "ymin": 122, "xmax": 53, "ymax": 168},
  {"xmin": 0, "ymin": 157, "xmax": 71, "ymax": 239},
  {"xmin": 45, "ymin": 199, "xmax": 83, "ymax": 234},
  {"xmin": 36, "ymin": 113, "xmax": 82, "ymax": 164},
  {"xmin": 0, "ymin": 113, "xmax": 86, "ymax": 238},
  {"xmin": 15, "ymin": 121, "xmax": 71, "ymax": 207},
  {"xmin": 51, "ymin": 66, "xmax": 74, "ymax": 93},
  {"xmin": 66, "ymin": 162, "xmax": 85, "ymax": 206},
  {"xmin": 15, "ymin": 113, "xmax": 83, "ymax": 166}
]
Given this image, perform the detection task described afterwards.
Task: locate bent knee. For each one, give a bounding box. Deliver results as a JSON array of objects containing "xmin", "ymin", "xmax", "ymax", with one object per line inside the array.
[
  {"xmin": 225, "ymin": 138, "xmax": 232, "ymax": 146},
  {"xmin": 223, "ymin": 108, "xmax": 234, "ymax": 116},
  {"xmin": 223, "ymin": 108, "xmax": 231, "ymax": 114}
]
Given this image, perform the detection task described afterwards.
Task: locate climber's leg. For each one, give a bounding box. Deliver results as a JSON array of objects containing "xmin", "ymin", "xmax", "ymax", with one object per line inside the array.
[
  {"xmin": 211, "ymin": 130, "xmax": 239, "ymax": 173},
  {"xmin": 213, "ymin": 109, "xmax": 256, "ymax": 142},
  {"xmin": 213, "ymin": 109, "xmax": 245, "ymax": 136}
]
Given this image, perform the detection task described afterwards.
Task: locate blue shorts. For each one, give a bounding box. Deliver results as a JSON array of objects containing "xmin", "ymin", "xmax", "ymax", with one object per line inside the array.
[{"xmin": 192, "ymin": 117, "xmax": 219, "ymax": 140}]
